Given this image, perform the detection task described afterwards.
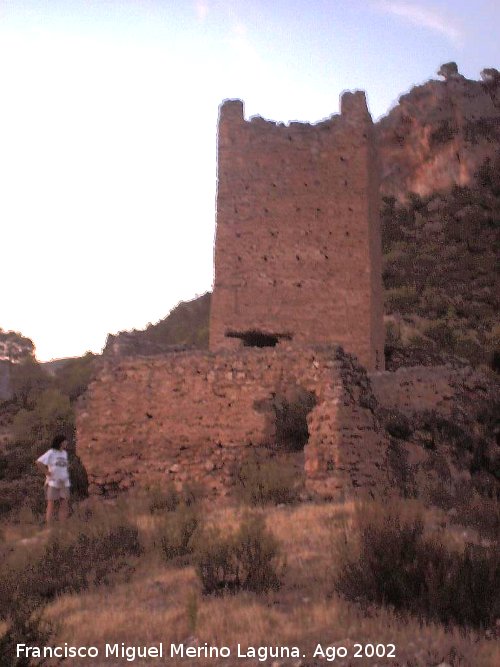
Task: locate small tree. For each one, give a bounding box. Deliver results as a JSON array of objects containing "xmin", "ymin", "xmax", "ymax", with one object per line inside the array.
[
  {"xmin": 437, "ymin": 62, "xmax": 459, "ymax": 80},
  {"xmin": 54, "ymin": 352, "xmax": 97, "ymax": 401},
  {"xmin": 12, "ymin": 389, "xmax": 74, "ymax": 450},
  {"xmin": 10, "ymin": 358, "xmax": 52, "ymax": 409},
  {"xmin": 0, "ymin": 329, "xmax": 35, "ymax": 363}
]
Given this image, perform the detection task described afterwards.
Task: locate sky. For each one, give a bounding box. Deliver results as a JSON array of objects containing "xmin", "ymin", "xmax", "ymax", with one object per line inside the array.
[{"xmin": 0, "ymin": 0, "xmax": 498, "ymax": 361}]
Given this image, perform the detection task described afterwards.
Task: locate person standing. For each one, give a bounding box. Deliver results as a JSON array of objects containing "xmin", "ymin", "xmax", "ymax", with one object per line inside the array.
[{"xmin": 36, "ymin": 434, "xmax": 71, "ymax": 524}]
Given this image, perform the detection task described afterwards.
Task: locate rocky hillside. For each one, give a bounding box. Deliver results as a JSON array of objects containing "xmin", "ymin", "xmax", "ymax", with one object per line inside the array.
[
  {"xmin": 103, "ymin": 292, "xmax": 211, "ymax": 358},
  {"xmin": 377, "ymin": 64, "xmax": 500, "ymax": 198},
  {"xmin": 382, "ymin": 156, "xmax": 500, "ymax": 370}
]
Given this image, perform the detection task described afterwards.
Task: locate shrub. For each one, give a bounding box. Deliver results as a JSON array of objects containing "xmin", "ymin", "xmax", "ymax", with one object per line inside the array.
[
  {"xmin": 385, "ymin": 286, "xmax": 420, "ymax": 314},
  {"xmin": 194, "ymin": 514, "xmax": 281, "ymax": 595},
  {"xmin": 418, "ymin": 287, "xmax": 449, "ymax": 318},
  {"xmin": 53, "ymin": 352, "xmax": 97, "ymax": 401},
  {"xmin": 334, "ymin": 501, "xmax": 500, "ymax": 628},
  {"xmin": 382, "ymin": 409, "xmax": 412, "ymax": 440},
  {"xmin": 12, "ymin": 389, "xmax": 74, "ymax": 450},
  {"xmin": 235, "ymin": 457, "xmax": 300, "ymax": 506},
  {"xmin": 10, "ymin": 357, "xmax": 51, "ymax": 409},
  {"xmin": 147, "ymin": 483, "xmax": 180, "ymax": 514},
  {"xmin": 0, "ymin": 506, "xmax": 142, "ymax": 614},
  {"xmin": 453, "ymin": 492, "xmax": 500, "ymax": 541},
  {"xmin": 0, "ymin": 602, "xmax": 55, "ymax": 667},
  {"xmin": 42, "ymin": 511, "xmax": 142, "ymax": 591},
  {"xmin": 387, "ymin": 439, "xmax": 416, "ymax": 498},
  {"xmin": 429, "ymin": 120, "xmax": 457, "ymax": 147},
  {"xmin": 155, "ymin": 504, "xmax": 199, "ymax": 560},
  {"xmin": 423, "ymin": 320, "xmax": 457, "ymax": 351}
]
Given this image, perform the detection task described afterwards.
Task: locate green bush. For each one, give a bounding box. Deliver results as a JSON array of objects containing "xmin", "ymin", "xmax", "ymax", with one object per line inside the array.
[
  {"xmin": 334, "ymin": 501, "xmax": 500, "ymax": 628},
  {"xmin": 194, "ymin": 514, "xmax": 281, "ymax": 595},
  {"xmin": 235, "ymin": 457, "xmax": 300, "ymax": 506}
]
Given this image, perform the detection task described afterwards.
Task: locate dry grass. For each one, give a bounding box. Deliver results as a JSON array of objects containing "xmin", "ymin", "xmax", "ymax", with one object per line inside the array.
[{"xmin": 2, "ymin": 500, "xmax": 499, "ymax": 667}]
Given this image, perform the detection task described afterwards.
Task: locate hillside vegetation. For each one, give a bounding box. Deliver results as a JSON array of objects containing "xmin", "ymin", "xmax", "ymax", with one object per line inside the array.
[{"xmin": 383, "ymin": 154, "xmax": 500, "ymax": 370}]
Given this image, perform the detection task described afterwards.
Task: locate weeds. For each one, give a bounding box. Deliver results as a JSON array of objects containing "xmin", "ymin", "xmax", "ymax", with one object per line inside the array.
[
  {"xmin": 235, "ymin": 457, "xmax": 300, "ymax": 506},
  {"xmin": 194, "ymin": 513, "xmax": 281, "ymax": 595},
  {"xmin": 155, "ymin": 504, "xmax": 199, "ymax": 560},
  {"xmin": 146, "ymin": 483, "xmax": 180, "ymax": 514},
  {"xmin": 0, "ymin": 602, "xmax": 55, "ymax": 667},
  {"xmin": 0, "ymin": 504, "xmax": 142, "ymax": 617},
  {"xmin": 334, "ymin": 500, "xmax": 500, "ymax": 629}
]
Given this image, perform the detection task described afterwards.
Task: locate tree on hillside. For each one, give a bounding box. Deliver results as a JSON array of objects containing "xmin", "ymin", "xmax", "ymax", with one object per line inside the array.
[
  {"xmin": 10, "ymin": 358, "xmax": 52, "ymax": 409},
  {"xmin": 0, "ymin": 329, "xmax": 34, "ymax": 363},
  {"xmin": 12, "ymin": 388, "xmax": 74, "ymax": 451},
  {"xmin": 53, "ymin": 352, "xmax": 97, "ymax": 401}
]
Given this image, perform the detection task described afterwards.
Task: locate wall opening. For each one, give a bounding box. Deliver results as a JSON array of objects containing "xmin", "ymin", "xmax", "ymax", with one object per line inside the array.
[
  {"xmin": 273, "ymin": 387, "xmax": 317, "ymax": 452},
  {"xmin": 225, "ymin": 330, "xmax": 292, "ymax": 348}
]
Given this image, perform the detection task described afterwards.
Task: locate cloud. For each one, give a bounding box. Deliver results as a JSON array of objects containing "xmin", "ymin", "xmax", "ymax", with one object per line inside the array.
[
  {"xmin": 195, "ymin": 0, "xmax": 209, "ymax": 22},
  {"xmin": 376, "ymin": 1, "xmax": 463, "ymax": 44}
]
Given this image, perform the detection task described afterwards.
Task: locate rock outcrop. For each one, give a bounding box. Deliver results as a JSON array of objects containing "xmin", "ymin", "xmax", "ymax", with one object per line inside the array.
[{"xmin": 377, "ymin": 67, "xmax": 500, "ymax": 197}]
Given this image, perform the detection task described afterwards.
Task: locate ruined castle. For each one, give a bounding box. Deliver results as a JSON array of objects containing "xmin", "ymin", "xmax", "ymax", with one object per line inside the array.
[{"xmin": 77, "ymin": 90, "xmax": 480, "ymax": 500}]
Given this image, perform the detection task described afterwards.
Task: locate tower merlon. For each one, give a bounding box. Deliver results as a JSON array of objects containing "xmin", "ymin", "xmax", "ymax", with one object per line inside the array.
[{"xmin": 340, "ymin": 90, "xmax": 371, "ymax": 121}]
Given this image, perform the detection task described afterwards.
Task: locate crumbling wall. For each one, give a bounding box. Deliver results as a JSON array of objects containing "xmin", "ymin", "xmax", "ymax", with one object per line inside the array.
[
  {"xmin": 77, "ymin": 346, "xmax": 390, "ymax": 499},
  {"xmin": 209, "ymin": 93, "xmax": 384, "ymax": 372}
]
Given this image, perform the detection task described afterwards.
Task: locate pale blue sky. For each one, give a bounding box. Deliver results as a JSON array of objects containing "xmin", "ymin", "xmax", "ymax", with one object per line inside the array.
[{"xmin": 1, "ymin": 1, "xmax": 498, "ymax": 360}]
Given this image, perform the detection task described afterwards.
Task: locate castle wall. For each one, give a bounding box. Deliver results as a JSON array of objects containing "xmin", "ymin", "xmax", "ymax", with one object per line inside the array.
[
  {"xmin": 76, "ymin": 347, "xmax": 389, "ymax": 499},
  {"xmin": 209, "ymin": 93, "xmax": 384, "ymax": 371}
]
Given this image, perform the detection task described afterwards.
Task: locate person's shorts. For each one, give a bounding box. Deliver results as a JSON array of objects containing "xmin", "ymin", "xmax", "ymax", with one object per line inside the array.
[{"xmin": 46, "ymin": 485, "xmax": 70, "ymax": 501}]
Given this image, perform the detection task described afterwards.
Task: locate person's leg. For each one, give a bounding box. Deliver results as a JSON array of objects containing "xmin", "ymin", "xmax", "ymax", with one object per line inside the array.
[{"xmin": 46, "ymin": 498, "xmax": 55, "ymax": 524}]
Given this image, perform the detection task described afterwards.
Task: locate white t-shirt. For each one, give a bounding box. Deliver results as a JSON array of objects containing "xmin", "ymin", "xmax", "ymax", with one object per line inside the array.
[{"xmin": 37, "ymin": 448, "xmax": 71, "ymax": 488}]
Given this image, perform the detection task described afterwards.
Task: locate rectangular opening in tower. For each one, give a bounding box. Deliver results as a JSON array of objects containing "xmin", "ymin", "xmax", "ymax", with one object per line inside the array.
[{"xmin": 225, "ymin": 330, "xmax": 293, "ymax": 348}]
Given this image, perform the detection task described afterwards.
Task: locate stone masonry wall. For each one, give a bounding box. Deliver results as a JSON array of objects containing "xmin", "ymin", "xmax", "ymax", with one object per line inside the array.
[
  {"xmin": 77, "ymin": 346, "xmax": 390, "ymax": 499},
  {"xmin": 209, "ymin": 92, "xmax": 384, "ymax": 372}
]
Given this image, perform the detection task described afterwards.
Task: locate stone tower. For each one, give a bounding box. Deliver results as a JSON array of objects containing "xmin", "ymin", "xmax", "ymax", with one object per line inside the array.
[{"xmin": 209, "ymin": 91, "xmax": 384, "ymax": 371}]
